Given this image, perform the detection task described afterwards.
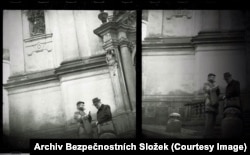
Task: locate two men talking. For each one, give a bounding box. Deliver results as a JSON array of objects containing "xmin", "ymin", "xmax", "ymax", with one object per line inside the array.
[
  {"xmin": 74, "ymin": 97, "xmax": 116, "ymax": 138},
  {"xmin": 203, "ymin": 72, "xmax": 242, "ymax": 138}
]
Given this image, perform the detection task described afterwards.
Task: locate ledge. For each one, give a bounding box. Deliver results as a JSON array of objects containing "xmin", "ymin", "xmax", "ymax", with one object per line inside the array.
[
  {"xmin": 142, "ymin": 37, "xmax": 194, "ymax": 50},
  {"xmin": 191, "ymin": 31, "xmax": 245, "ymax": 45},
  {"xmin": 55, "ymin": 54, "xmax": 107, "ymax": 76},
  {"xmin": 24, "ymin": 33, "xmax": 53, "ymax": 42},
  {"xmin": 142, "ymin": 31, "xmax": 246, "ymax": 50},
  {"xmin": 4, "ymin": 69, "xmax": 57, "ymax": 89},
  {"xmin": 4, "ymin": 54, "xmax": 108, "ymax": 90}
]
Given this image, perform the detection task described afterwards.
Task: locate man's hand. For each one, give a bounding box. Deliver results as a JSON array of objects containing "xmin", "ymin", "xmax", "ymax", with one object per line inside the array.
[
  {"xmin": 76, "ymin": 114, "xmax": 82, "ymax": 120},
  {"xmin": 96, "ymin": 121, "xmax": 98, "ymax": 125}
]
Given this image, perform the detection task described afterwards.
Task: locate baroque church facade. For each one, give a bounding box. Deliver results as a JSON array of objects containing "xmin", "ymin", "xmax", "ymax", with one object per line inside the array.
[{"xmin": 3, "ymin": 10, "xmax": 136, "ymax": 148}]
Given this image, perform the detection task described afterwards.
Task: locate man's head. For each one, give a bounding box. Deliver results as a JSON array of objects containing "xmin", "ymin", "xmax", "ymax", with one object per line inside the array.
[
  {"xmin": 207, "ymin": 73, "xmax": 216, "ymax": 83},
  {"xmin": 76, "ymin": 101, "xmax": 85, "ymax": 111},
  {"xmin": 92, "ymin": 97, "xmax": 102, "ymax": 109},
  {"xmin": 224, "ymin": 72, "xmax": 233, "ymax": 84}
]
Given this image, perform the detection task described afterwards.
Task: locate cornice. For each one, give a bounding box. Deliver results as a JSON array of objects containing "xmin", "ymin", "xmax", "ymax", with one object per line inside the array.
[{"xmin": 4, "ymin": 54, "xmax": 108, "ymax": 90}]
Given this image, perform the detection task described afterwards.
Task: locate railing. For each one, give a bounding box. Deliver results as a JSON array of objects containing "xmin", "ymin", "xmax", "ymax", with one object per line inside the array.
[{"xmin": 184, "ymin": 100, "xmax": 205, "ymax": 121}]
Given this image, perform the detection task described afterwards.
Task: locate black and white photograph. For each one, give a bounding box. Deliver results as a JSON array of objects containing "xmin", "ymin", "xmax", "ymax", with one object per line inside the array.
[
  {"xmin": 142, "ymin": 10, "xmax": 250, "ymax": 139},
  {"xmin": 2, "ymin": 10, "xmax": 136, "ymax": 149}
]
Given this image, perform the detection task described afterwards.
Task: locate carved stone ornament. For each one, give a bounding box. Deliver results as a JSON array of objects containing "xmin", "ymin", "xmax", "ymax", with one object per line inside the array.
[
  {"xmin": 98, "ymin": 10, "xmax": 109, "ymax": 24},
  {"xmin": 166, "ymin": 10, "xmax": 192, "ymax": 20},
  {"xmin": 27, "ymin": 41, "xmax": 52, "ymax": 56},
  {"xmin": 122, "ymin": 11, "xmax": 136, "ymax": 27},
  {"xmin": 106, "ymin": 48, "xmax": 117, "ymax": 66},
  {"xmin": 106, "ymin": 48, "xmax": 118, "ymax": 76}
]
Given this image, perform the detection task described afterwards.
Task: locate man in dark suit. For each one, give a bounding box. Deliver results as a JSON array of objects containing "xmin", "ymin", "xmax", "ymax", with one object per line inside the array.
[
  {"xmin": 92, "ymin": 97, "xmax": 116, "ymax": 138},
  {"xmin": 223, "ymin": 72, "xmax": 241, "ymax": 111},
  {"xmin": 221, "ymin": 72, "xmax": 243, "ymax": 138}
]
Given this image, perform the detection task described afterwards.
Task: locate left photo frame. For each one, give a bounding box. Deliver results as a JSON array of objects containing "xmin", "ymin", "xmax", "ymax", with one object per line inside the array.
[{"xmin": 2, "ymin": 10, "xmax": 136, "ymax": 149}]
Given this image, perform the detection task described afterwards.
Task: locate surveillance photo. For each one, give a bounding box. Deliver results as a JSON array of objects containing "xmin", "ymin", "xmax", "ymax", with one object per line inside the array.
[
  {"xmin": 142, "ymin": 10, "xmax": 250, "ymax": 139},
  {"xmin": 2, "ymin": 10, "xmax": 136, "ymax": 149}
]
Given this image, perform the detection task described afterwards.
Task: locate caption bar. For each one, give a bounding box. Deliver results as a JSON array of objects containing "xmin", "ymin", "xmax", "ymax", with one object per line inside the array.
[{"xmin": 32, "ymin": 142, "xmax": 247, "ymax": 152}]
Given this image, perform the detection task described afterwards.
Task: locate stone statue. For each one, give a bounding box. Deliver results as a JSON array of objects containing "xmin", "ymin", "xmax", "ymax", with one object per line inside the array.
[
  {"xmin": 106, "ymin": 49, "xmax": 117, "ymax": 66},
  {"xmin": 106, "ymin": 49, "xmax": 118, "ymax": 76}
]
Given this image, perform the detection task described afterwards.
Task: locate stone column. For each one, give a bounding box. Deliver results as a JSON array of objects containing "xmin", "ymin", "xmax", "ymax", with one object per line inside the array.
[
  {"xmin": 118, "ymin": 35, "xmax": 136, "ymax": 111},
  {"xmin": 56, "ymin": 10, "xmax": 80, "ymax": 61},
  {"xmin": 94, "ymin": 12, "xmax": 135, "ymax": 113},
  {"xmin": 104, "ymin": 44, "xmax": 130, "ymax": 113},
  {"xmin": 2, "ymin": 49, "xmax": 10, "ymax": 136},
  {"xmin": 94, "ymin": 11, "xmax": 136, "ymax": 136}
]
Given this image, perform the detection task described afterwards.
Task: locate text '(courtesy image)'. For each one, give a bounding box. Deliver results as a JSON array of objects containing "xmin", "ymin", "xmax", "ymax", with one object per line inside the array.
[
  {"xmin": 2, "ymin": 10, "xmax": 136, "ymax": 149},
  {"xmin": 142, "ymin": 10, "xmax": 250, "ymax": 139}
]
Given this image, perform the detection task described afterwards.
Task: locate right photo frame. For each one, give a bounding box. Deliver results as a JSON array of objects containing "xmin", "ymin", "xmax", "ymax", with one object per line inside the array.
[{"xmin": 141, "ymin": 10, "xmax": 250, "ymax": 139}]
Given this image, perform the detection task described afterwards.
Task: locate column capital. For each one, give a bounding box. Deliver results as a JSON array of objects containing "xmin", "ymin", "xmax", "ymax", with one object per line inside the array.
[
  {"xmin": 119, "ymin": 37, "xmax": 135, "ymax": 53},
  {"xmin": 119, "ymin": 37, "xmax": 133, "ymax": 48},
  {"xmin": 103, "ymin": 39, "xmax": 119, "ymax": 51}
]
